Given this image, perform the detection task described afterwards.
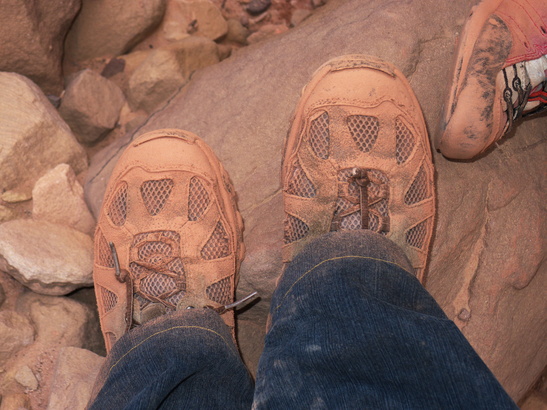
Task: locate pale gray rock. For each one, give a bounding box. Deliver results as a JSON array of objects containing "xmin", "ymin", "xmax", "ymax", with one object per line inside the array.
[
  {"xmin": 14, "ymin": 365, "xmax": 39, "ymax": 391},
  {"xmin": 33, "ymin": 164, "xmax": 96, "ymax": 235},
  {"xmin": 64, "ymin": 0, "xmax": 166, "ymax": 63},
  {"xmin": 46, "ymin": 347, "xmax": 105, "ymax": 410},
  {"xmin": 59, "ymin": 70, "xmax": 126, "ymax": 144},
  {"xmin": 0, "ymin": 73, "xmax": 88, "ymax": 193},
  {"xmin": 0, "ymin": 310, "xmax": 35, "ymax": 364},
  {"xmin": 0, "ymin": 0, "xmax": 81, "ymax": 94},
  {"xmin": 85, "ymin": 0, "xmax": 547, "ymax": 401},
  {"xmin": 0, "ymin": 220, "xmax": 93, "ymax": 295},
  {"xmin": 128, "ymin": 36, "xmax": 219, "ymax": 112}
]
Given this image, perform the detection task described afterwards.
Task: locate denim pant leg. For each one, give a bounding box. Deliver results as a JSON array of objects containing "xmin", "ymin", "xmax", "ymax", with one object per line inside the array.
[
  {"xmin": 88, "ymin": 309, "xmax": 254, "ymax": 410},
  {"xmin": 253, "ymin": 231, "xmax": 517, "ymax": 409}
]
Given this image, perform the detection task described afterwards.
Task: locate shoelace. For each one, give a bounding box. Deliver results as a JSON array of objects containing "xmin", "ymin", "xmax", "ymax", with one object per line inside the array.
[
  {"xmin": 502, "ymin": 54, "xmax": 547, "ymax": 131},
  {"xmin": 109, "ymin": 242, "xmax": 257, "ymax": 318},
  {"xmin": 331, "ymin": 167, "xmax": 390, "ymax": 233}
]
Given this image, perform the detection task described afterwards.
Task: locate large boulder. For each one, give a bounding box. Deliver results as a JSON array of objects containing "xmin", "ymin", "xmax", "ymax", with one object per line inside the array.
[
  {"xmin": 84, "ymin": 0, "xmax": 547, "ymax": 401},
  {"xmin": 59, "ymin": 69, "xmax": 126, "ymax": 144},
  {"xmin": 64, "ymin": 0, "xmax": 166, "ymax": 64},
  {"xmin": 0, "ymin": 220, "xmax": 93, "ymax": 295},
  {"xmin": 0, "ymin": 73, "xmax": 88, "ymax": 194},
  {"xmin": 0, "ymin": 0, "xmax": 81, "ymax": 94}
]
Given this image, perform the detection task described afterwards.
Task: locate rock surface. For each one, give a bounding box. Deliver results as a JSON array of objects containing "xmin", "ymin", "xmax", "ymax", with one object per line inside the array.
[
  {"xmin": 46, "ymin": 347, "xmax": 104, "ymax": 410},
  {"xmin": 64, "ymin": 0, "xmax": 166, "ymax": 64},
  {"xmin": 0, "ymin": 220, "xmax": 93, "ymax": 295},
  {"xmin": 85, "ymin": 0, "xmax": 547, "ymax": 401},
  {"xmin": 0, "ymin": 0, "xmax": 81, "ymax": 94},
  {"xmin": 59, "ymin": 69, "xmax": 126, "ymax": 144},
  {"xmin": 0, "ymin": 310, "xmax": 35, "ymax": 364},
  {"xmin": 33, "ymin": 164, "xmax": 96, "ymax": 235},
  {"xmin": 0, "ymin": 73, "xmax": 88, "ymax": 194}
]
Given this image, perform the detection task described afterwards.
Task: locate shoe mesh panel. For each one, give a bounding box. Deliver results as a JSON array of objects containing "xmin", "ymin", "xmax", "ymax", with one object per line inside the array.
[
  {"xmin": 284, "ymin": 214, "xmax": 309, "ymax": 244},
  {"xmin": 286, "ymin": 159, "xmax": 316, "ymax": 198},
  {"xmin": 138, "ymin": 241, "xmax": 173, "ymax": 263},
  {"xmin": 141, "ymin": 272, "xmax": 177, "ymax": 297},
  {"xmin": 96, "ymin": 230, "xmax": 114, "ymax": 268},
  {"xmin": 395, "ymin": 118, "xmax": 415, "ymax": 164},
  {"xmin": 141, "ymin": 179, "xmax": 174, "ymax": 216},
  {"xmin": 108, "ymin": 182, "xmax": 128, "ymax": 226},
  {"xmin": 201, "ymin": 221, "xmax": 231, "ymax": 260},
  {"xmin": 406, "ymin": 219, "xmax": 430, "ymax": 249},
  {"xmin": 188, "ymin": 177, "xmax": 210, "ymax": 221},
  {"xmin": 166, "ymin": 291, "xmax": 185, "ymax": 307},
  {"xmin": 206, "ymin": 276, "xmax": 232, "ymax": 305},
  {"xmin": 404, "ymin": 165, "xmax": 431, "ymax": 205},
  {"xmin": 347, "ymin": 115, "xmax": 379, "ymax": 152},
  {"xmin": 100, "ymin": 286, "xmax": 118, "ymax": 313},
  {"xmin": 309, "ymin": 111, "xmax": 330, "ymax": 159}
]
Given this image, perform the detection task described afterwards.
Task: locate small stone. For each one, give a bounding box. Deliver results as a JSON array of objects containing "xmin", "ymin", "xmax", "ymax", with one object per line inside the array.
[
  {"xmin": 1, "ymin": 190, "xmax": 32, "ymax": 204},
  {"xmin": 247, "ymin": 24, "xmax": 289, "ymax": 44},
  {"xmin": 246, "ymin": 0, "xmax": 271, "ymax": 15},
  {"xmin": 128, "ymin": 37, "xmax": 219, "ymax": 112},
  {"xmin": 458, "ymin": 308, "xmax": 471, "ymax": 321},
  {"xmin": 46, "ymin": 347, "xmax": 105, "ymax": 410},
  {"xmin": 0, "ymin": 220, "xmax": 93, "ymax": 295},
  {"xmin": 15, "ymin": 365, "xmax": 39, "ymax": 391},
  {"xmin": 176, "ymin": 0, "xmax": 228, "ymax": 41},
  {"xmin": 226, "ymin": 19, "xmax": 250, "ymax": 45},
  {"xmin": 0, "ymin": 310, "xmax": 35, "ymax": 364},
  {"xmin": 59, "ymin": 69, "xmax": 126, "ymax": 144},
  {"xmin": 32, "ymin": 164, "xmax": 96, "ymax": 235}
]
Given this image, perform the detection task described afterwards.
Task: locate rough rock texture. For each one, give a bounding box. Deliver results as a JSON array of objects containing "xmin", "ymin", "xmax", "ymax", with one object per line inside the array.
[
  {"xmin": 64, "ymin": 0, "xmax": 166, "ymax": 64},
  {"xmin": 0, "ymin": 0, "xmax": 81, "ymax": 94},
  {"xmin": 84, "ymin": 0, "xmax": 547, "ymax": 401},
  {"xmin": 0, "ymin": 220, "xmax": 93, "ymax": 295},
  {"xmin": 138, "ymin": 0, "xmax": 228, "ymax": 49},
  {"xmin": 128, "ymin": 37, "xmax": 219, "ymax": 112},
  {"xmin": 0, "ymin": 311, "xmax": 34, "ymax": 364},
  {"xmin": 33, "ymin": 164, "xmax": 96, "ymax": 235},
  {"xmin": 59, "ymin": 69, "xmax": 126, "ymax": 144},
  {"xmin": 0, "ymin": 73, "xmax": 88, "ymax": 194},
  {"xmin": 46, "ymin": 347, "xmax": 104, "ymax": 410}
]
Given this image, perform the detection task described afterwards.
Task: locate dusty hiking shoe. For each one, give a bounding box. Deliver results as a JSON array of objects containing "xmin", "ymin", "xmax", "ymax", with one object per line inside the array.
[
  {"xmin": 282, "ymin": 55, "xmax": 436, "ymax": 282},
  {"xmin": 93, "ymin": 129, "xmax": 245, "ymax": 351},
  {"xmin": 438, "ymin": 0, "xmax": 547, "ymax": 159}
]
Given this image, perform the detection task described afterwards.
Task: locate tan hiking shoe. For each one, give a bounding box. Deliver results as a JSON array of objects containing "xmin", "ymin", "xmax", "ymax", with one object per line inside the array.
[
  {"xmin": 438, "ymin": 0, "xmax": 546, "ymax": 159},
  {"xmin": 93, "ymin": 129, "xmax": 245, "ymax": 352},
  {"xmin": 282, "ymin": 55, "xmax": 436, "ymax": 282}
]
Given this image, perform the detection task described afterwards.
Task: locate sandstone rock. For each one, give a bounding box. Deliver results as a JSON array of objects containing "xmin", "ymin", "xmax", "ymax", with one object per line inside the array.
[
  {"xmin": 1, "ymin": 190, "xmax": 31, "ymax": 204},
  {"xmin": 0, "ymin": 220, "xmax": 93, "ymax": 295},
  {"xmin": 0, "ymin": 205, "xmax": 15, "ymax": 223},
  {"xmin": 0, "ymin": 73, "xmax": 88, "ymax": 193},
  {"xmin": 85, "ymin": 0, "xmax": 547, "ymax": 401},
  {"xmin": 14, "ymin": 365, "xmax": 39, "ymax": 391},
  {"xmin": 0, "ymin": 393, "xmax": 31, "ymax": 410},
  {"xmin": 291, "ymin": 9, "xmax": 312, "ymax": 26},
  {"xmin": 32, "ymin": 164, "xmax": 96, "ymax": 235},
  {"xmin": 226, "ymin": 18, "xmax": 250, "ymax": 45},
  {"xmin": 0, "ymin": 311, "xmax": 34, "ymax": 364},
  {"xmin": 59, "ymin": 70, "xmax": 126, "ymax": 144},
  {"xmin": 64, "ymin": 0, "xmax": 166, "ymax": 63},
  {"xmin": 17, "ymin": 293, "xmax": 94, "ymax": 348},
  {"xmin": 128, "ymin": 36, "xmax": 219, "ymax": 112},
  {"xmin": 175, "ymin": 0, "xmax": 228, "ymax": 40},
  {"xmin": 46, "ymin": 347, "xmax": 105, "ymax": 410},
  {"xmin": 104, "ymin": 51, "xmax": 152, "ymax": 96},
  {"xmin": 0, "ymin": 0, "xmax": 80, "ymax": 94},
  {"xmin": 0, "ymin": 282, "xmax": 5, "ymax": 308}
]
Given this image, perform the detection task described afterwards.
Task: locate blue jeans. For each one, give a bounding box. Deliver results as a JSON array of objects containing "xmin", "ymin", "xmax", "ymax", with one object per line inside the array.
[{"xmin": 89, "ymin": 231, "xmax": 517, "ymax": 409}]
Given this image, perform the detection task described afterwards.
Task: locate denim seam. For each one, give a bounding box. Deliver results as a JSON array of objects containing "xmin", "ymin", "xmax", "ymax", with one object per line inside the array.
[
  {"xmin": 107, "ymin": 325, "xmax": 236, "ymax": 376},
  {"xmin": 274, "ymin": 255, "xmax": 413, "ymax": 312}
]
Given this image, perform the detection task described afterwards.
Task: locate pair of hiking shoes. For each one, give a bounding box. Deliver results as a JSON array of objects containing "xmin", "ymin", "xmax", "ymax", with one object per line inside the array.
[{"xmin": 94, "ymin": 0, "xmax": 546, "ymax": 351}]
